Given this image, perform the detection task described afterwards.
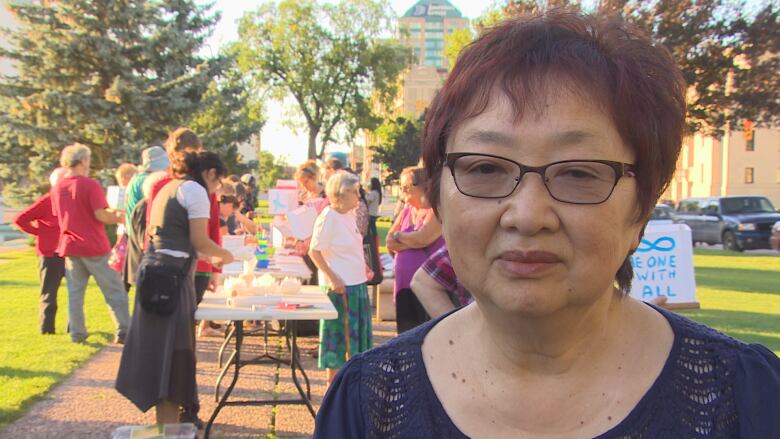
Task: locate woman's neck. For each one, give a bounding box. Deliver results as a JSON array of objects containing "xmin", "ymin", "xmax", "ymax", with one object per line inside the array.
[{"xmin": 468, "ymin": 290, "xmax": 625, "ymax": 376}]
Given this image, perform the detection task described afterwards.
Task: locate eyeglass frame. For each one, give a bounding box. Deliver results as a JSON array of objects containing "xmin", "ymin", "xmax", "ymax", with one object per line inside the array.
[{"xmin": 443, "ymin": 152, "xmax": 636, "ymax": 205}]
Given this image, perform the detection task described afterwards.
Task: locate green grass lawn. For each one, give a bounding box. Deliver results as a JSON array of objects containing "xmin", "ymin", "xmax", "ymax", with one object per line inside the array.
[
  {"xmin": 0, "ymin": 251, "xmax": 126, "ymax": 429},
  {"xmin": 678, "ymin": 249, "xmax": 780, "ymax": 353},
  {"xmin": 0, "ymin": 244, "xmax": 777, "ymax": 430}
]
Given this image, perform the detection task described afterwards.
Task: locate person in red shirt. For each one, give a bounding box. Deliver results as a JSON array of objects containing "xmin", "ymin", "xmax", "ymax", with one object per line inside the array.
[
  {"xmin": 13, "ymin": 167, "xmax": 68, "ymax": 334},
  {"xmin": 50, "ymin": 143, "xmax": 130, "ymax": 344}
]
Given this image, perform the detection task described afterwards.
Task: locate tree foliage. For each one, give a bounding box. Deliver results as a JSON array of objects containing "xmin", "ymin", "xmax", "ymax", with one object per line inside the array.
[
  {"xmin": 445, "ymin": 0, "xmax": 780, "ymax": 134},
  {"xmin": 255, "ymin": 150, "xmax": 290, "ymax": 191},
  {"xmin": 189, "ymin": 49, "xmax": 266, "ymax": 175},
  {"xmin": 235, "ymin": 0, "xmax": 411, "ymax": 160},
  {"xmin": 0, "ymin": 0, "xmax": 221, "ymax": 205},
  {"xmin": 371, "ymin": 114, "xmax": 423, "ymax": 185}
]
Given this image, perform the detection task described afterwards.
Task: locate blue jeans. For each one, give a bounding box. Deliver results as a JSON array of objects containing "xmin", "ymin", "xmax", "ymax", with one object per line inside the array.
[{"xmin": 65, "ymin": 254, "xmax": 130, "ymax": 341}]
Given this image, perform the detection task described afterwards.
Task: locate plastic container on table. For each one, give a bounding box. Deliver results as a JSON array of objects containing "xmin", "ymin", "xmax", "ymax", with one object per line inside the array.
[{"xmin": 111, "ymin": 423, "xmax": 197, "ymax": 439}]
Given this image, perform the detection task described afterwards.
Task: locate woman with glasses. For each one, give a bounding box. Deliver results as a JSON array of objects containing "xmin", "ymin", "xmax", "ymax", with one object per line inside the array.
[
  {"xmin": 386, "ymin": 166, "xmax": 445, "ymax": 334},
  {"xmin": 314, "ymin": 11, "xmax": 780, "ymax": 438}
]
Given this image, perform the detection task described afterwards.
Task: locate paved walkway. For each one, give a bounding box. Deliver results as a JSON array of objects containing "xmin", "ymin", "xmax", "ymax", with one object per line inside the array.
[{"xmin": 2, "ymin": 318, "xmax": 397, "ymax": 438}]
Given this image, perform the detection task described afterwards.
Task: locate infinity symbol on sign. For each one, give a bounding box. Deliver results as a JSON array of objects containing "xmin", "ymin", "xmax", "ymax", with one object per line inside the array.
[{"xmin": 636, "ymin": 236, "xmax": 676, "ymax": 252}]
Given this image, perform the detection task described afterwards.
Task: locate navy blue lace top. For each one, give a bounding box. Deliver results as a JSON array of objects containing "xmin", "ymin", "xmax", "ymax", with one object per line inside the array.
[{"xmin": 313, "ymin": 306, "xmax": 780, "ymax": 438}]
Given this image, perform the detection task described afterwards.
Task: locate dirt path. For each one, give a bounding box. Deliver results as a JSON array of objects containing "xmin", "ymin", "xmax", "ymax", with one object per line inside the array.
[{"xmin": 2, "ymin": 319, "xmax": 397, "ymax": 438}]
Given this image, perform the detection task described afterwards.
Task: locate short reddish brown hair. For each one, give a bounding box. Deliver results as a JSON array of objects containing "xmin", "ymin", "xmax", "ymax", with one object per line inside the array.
[
  {"xmin": 422, "ymin": 10, "xmax": 686, "ymax": 222},
  {"xmin": 421, "ymin": 11, "xmax": 687, "ymax": 293}
]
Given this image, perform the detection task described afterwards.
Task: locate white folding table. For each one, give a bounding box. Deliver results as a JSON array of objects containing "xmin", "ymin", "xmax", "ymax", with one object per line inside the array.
[{"xmin": 195, "ymin": 287, "xmax": 336, "ymax": 438}]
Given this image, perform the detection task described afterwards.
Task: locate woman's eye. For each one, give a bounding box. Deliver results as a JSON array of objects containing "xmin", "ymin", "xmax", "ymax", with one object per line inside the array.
[
  {"xmin": 557, "ymin": 167, "xmax": 600, "ymax": 179},
  {"xmin": 465, "ymin": 161, "xmax": 506, "ymax": 175}
]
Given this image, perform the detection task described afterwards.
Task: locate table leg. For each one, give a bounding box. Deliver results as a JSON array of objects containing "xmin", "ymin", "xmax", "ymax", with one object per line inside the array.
[
  {"xmin": 205, "ymin": 321, "xmax": 244, "ymax": 439},
  {"xmin": 288, "ymin": 321, "xmax": 317, "ymax": 418},
  {"xmin": 286, "ymin": 323, "xmax": 312, "ymax": 399},
  {"xmin": 214, "ymin": 349, "xmax": 237, "ymax": 402},
  {"xmin": 217, "ymin": 322, "xmax": 235, "ymax": 369}
]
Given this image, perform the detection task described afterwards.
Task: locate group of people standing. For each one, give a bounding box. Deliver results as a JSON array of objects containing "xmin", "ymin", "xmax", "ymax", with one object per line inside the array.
[
  {"xmin": 15, "ymin": 144, "xmax": 132, "ymax": 341},
  {"xmin": 15, "ymin": 127, "xmax": 242, "ymax": 427}
]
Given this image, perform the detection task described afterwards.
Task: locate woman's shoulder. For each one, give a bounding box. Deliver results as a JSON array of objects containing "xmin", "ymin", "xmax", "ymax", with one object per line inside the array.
[
  {"xmin": 316, "ymin": 319, "xmax": 449, "ymax": 438},
  {"xmin": 651, "ymin": 307, "xmax": 780, "ymax": 435}
]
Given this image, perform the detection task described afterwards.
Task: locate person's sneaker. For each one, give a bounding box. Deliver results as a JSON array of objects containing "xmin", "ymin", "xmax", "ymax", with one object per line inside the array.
[{"xmin": 113, "ymin": 334, "xmax": 126, "ymax": 344}]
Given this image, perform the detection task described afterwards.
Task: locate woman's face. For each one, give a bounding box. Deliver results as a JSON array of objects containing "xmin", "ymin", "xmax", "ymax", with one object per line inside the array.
[
  {"xmin": 219, "ymin": 200, "xmax": 234, "ymax": 217},
  {"xmin": 298, "ymin": 175, "xmax": 319, "ymax": 194},
  {"xmin": 202, "ymin": 169, "xmax": 222, "ymax": 194},
  {"xmin": 332, "ymin": 185, "xmax": 359, "ymax": 212},
  {"xmin": 438, "ymin": 90, "xmax": 643, "ymax": 316},
  {"xmin": 401, "ymin": 174, "xmax": 425, "ymax": 209}
]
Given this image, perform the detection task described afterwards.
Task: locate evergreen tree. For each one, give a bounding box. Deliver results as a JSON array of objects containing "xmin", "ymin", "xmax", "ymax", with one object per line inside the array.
[{"xmin": 0, "ymin": 0, "xmax": 221, "ymax": 205}]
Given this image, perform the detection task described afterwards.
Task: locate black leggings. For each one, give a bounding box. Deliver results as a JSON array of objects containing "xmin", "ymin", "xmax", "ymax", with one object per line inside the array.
[
  {"xmin": 194, "ymin": 275, "xmax": 210, "ymax": 305},
  {"xmin": 395, "ymin": 288, "xmax": 429, "ymax": 334}
]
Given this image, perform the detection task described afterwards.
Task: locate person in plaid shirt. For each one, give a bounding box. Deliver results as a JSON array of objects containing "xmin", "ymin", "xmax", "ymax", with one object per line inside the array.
[{"xmin": 411, "ymin": 246, "xmax": 472, "ymax": 318}]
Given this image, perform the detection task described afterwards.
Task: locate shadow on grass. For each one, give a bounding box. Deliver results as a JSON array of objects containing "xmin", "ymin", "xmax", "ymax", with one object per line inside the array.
[
  {"xmin": 679, "ymin": 308, "xmax": 780, "ymax": 352},
  {"xmin": 695, "ymin": 267, "xmax": 780, "ymax": 296},
  {"xmin": 0, "ymin": 367, "xmax": 66, "ymax": 381},
  {"xmin": 0, "ymin": 279, "xmax": 38, "ymax": 288}
]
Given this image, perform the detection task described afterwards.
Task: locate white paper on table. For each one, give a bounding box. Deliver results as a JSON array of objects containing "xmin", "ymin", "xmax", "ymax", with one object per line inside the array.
[
  {"xmin": 286, "ymin": 205, "xmax": 317, "ymax": 240},
  {"xmin": 106, "ymin": 186, "xmax": 125, "ymax": 210},
  {"xmin": 267, "ymin": 189, "xmax": 299, "ymax": 214},
  {"xmin": 275, "ymin": 179, "xmax": 298, "ymax": 190}
]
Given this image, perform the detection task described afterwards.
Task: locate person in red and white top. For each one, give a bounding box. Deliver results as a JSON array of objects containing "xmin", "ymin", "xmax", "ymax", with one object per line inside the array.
[
  {"xmin": 50, "ymin": 143, "xmax": 130, "ymax": 344},
  {"xmin": 13, "ymin": 167, "xmax": 68, "ymax": 334}
]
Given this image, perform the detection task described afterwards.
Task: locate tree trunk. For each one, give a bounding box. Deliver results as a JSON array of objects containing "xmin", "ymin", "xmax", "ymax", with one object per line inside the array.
[{"xmin": 308, "ymin": 128, "xmax": 319, "ymax": 160}]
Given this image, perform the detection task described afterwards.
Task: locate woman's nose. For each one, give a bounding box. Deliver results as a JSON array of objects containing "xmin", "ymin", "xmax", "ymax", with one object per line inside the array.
[{"xmin": 498, "ymin": 173, "xmax": 561, "ymax": 235}]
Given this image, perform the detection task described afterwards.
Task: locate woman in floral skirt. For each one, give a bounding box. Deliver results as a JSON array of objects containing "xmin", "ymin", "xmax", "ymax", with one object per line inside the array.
[{"xmin": 308, "ymin": 171, "xmax": 373, "ymax": 384}]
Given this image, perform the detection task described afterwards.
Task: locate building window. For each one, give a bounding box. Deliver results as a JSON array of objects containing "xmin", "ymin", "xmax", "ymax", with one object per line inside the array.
[
  {"xmin": 745, "ymin": 167, "xmax": 754, "ymax": 184},
  {"xmin": 745, "ymin": 135, "xmax": 755, "ymax": 151}
]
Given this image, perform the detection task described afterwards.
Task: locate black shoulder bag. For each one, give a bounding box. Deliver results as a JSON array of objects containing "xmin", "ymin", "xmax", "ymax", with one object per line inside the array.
[{"xmin": 137, "ymin": 252, "xmax": 190, "ymax": 316}]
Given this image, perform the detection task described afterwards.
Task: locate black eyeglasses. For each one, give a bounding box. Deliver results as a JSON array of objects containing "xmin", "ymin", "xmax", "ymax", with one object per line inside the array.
[{"xmin": 444, "ymin": 152, "xmax": 636, "ymax": 205}]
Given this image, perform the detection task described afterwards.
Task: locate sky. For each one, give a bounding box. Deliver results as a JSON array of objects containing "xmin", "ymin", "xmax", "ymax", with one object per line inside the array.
[{"xmin": 199, "ymin": 0, "xmax": 500, "ymax": 166}]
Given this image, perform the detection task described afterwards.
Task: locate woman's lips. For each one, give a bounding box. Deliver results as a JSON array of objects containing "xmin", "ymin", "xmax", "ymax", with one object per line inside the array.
[{"xmin": 497, "ymin": 251, "xmax": 561, "ymax": 276}]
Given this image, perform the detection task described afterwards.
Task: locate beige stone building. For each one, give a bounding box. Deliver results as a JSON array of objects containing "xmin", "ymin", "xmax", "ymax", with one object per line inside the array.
[{"xmin": 664, "ymin": 127, "xmax": 780, "ymax": 207}]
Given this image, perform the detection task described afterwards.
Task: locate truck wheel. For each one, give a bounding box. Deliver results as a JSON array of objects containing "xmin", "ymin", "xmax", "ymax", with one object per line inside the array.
[{"xmin": 722, "ymin": 231, "xmax": 743, "ymax": 252}]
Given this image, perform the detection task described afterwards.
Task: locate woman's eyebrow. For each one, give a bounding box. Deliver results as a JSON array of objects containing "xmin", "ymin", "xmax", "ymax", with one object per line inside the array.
[{"xmin": 462, "ymin": 129, "xmax": 515, "ymax": 147}]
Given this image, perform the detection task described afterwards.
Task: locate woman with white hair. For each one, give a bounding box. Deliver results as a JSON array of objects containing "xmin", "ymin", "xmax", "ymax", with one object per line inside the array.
[{"xmin": 309, "ymin": 171, "xmax": 373, "ymax": 384}]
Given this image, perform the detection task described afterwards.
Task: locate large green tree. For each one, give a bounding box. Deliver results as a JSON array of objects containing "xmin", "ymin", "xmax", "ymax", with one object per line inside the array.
[
  {"xmin": 371, "ymin": 114, "xmax": 423, "ymax": 185},
  {"xmin": 445, "ymin": 0, "xmax": 780, "ymax": 134},
  {"xmin": 0, "ymin": 0, "xmax": 221, "ymax": 205},
  {"xmin": 189, "ymin": 50, "xmax": 266, "ymax": 175},
  {"xmin": 235, "ymin": 0, "xmax": 411, "ymax": 160}
]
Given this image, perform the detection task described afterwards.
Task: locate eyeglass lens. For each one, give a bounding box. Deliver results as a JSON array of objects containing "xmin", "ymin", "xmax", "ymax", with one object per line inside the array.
[{"xmin": 450, "ymin": 154, "xmax": 621, "ymax": 204}]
